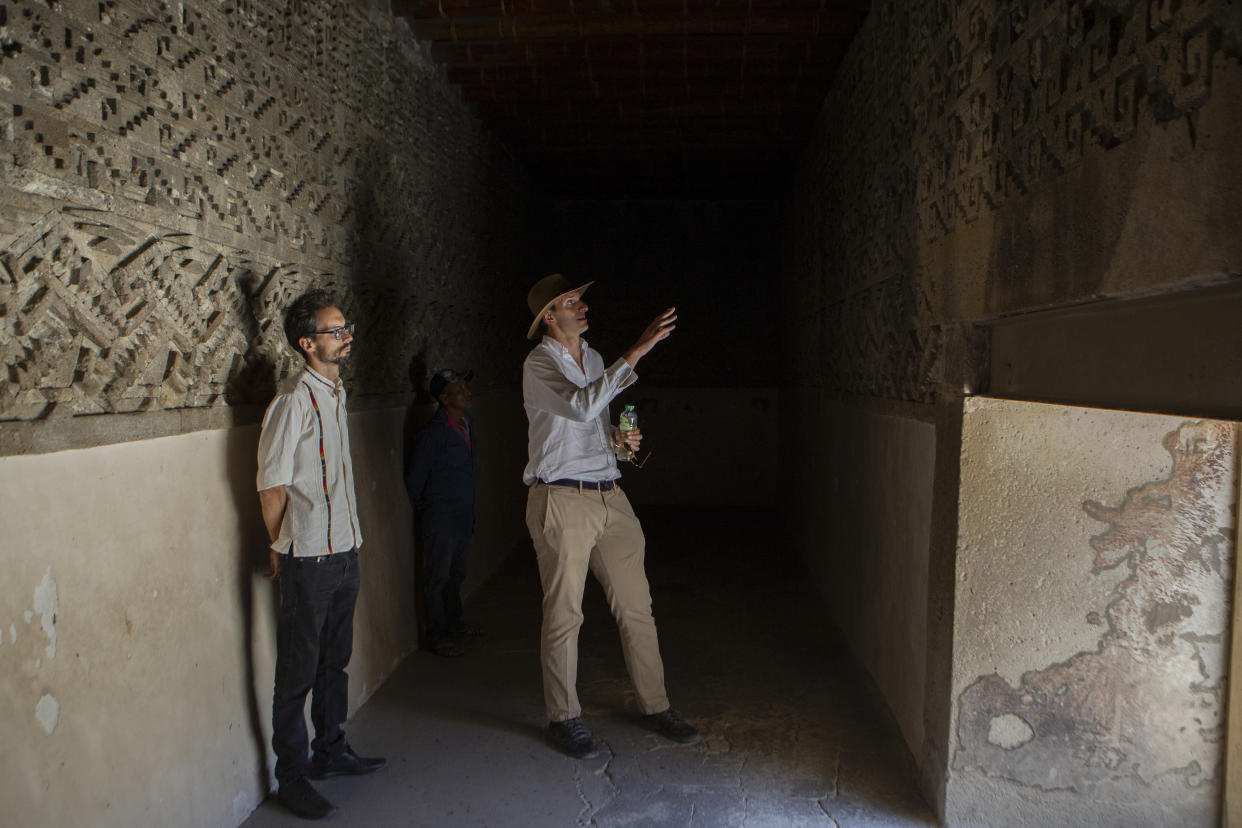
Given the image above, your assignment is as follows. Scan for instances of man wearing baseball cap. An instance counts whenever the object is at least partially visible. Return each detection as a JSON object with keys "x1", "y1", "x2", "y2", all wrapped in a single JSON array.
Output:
[
  {"x1": 521, "y1": 272, "x2": 698, "y2": 759},
  {"x1": 405, "y1": 368, "x2": 477, "y2": 657}
]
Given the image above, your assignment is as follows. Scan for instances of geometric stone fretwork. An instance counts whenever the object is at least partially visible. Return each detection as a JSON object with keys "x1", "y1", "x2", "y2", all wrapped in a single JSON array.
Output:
[
  {"x1": 787, "y1": 0, "x2": 1242, "y2": 403},
  {"x1": 0, "y1": 0, "x2": 530, "y2": 425},
  {"x1": 1, "y1": 209, "x2": 310, "y2": 419}
]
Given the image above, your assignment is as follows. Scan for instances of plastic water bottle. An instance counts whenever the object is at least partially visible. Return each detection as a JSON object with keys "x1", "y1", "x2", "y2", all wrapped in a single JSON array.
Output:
[{"x1": 616, "y1": 404, "x2": 637, "y2": 462}]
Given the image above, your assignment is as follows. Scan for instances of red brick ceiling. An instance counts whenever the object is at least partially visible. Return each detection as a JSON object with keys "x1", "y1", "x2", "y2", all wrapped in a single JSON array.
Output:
[{"x1": 396, "y1": 0, "x2": 868, "y2": 197}]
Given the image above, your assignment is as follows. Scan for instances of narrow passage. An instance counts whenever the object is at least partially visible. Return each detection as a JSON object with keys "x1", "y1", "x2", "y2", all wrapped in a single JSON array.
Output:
[{"x1": 244, "y1": 506, "x2": 934, "y2": 827}]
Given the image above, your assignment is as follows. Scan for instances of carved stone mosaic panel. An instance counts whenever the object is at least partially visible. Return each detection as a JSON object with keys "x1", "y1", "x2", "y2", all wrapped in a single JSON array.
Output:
[
  {"x1": 787, "y1": 0, "x2": 1242, "y2": 403},
  {"x1": 0, "y1": 0, "x2": 531, "y2": 427}
]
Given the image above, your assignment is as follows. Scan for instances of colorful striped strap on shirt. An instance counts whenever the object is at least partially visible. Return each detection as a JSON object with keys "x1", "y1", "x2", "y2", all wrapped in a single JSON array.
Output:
[{"x1": 303, "y1": 381, "x2": 333, "y2": 555}]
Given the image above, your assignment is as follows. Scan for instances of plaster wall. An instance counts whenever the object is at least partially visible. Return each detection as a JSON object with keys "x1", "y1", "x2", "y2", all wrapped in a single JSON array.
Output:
[
  {"x1": 785, "y1": 388, "x2": 936, "y2": 761},
  {"x1": 949, "y1": 396, "x2": 1235, "y2": 827},
  {"x1": 0, "y1": 397, "x2": 525, "y2": 828}
]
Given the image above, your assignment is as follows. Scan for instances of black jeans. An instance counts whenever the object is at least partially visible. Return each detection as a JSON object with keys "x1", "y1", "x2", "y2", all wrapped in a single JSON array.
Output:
[
  {"x1": 422, "y1": 533, "x2": 471, "y2": 646},
  {"x1": 272, "y1": 549, "x2": 360, "y2": 785}
]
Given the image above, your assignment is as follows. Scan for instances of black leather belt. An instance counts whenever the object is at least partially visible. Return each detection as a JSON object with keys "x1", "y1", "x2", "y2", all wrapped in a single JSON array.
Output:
[
  {"x1": 286, "y1": 548, "x2": 355, "y2": 564},
  {"x1": 544, "y1": 478, "x2": 617, "y2": 491}
]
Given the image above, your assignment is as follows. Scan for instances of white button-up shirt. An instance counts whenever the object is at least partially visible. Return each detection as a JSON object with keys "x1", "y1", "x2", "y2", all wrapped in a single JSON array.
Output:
[
  {"x1": 522, "y1": 336, "x2": 637, "y2": 485},
  {"x1": 257, "y1": 367, "x2": 362, "y2": 556}
]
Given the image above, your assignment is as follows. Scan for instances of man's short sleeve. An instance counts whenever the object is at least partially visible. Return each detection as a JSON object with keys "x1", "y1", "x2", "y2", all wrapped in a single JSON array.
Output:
[{"x1": 256, "y1": 392, "x2": 301, "y2": 491}]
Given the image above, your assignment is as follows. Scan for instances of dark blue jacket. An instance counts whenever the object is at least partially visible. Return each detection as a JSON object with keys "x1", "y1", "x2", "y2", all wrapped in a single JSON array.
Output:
[{"x1": 404, "y1": 408, "x2": 477, "y2": 537}]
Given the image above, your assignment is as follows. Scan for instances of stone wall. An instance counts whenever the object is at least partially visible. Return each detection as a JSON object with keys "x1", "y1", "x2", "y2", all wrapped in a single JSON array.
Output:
[
  {"x1": 788, "y1": 0, "x2": 1242, "y2": 404},
  {"x1": 0, "y1": 1, "x2": 535, "y2": 825},
  {"x1": 1, "y1": 0, "x2": 532, "y2": 442},
  {"x1": 785, "y1": 0, "x2": 1242, "y2": 820}
]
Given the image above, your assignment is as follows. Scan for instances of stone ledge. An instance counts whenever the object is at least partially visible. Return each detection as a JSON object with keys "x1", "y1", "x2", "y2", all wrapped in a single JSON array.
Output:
[{"x1": 0, "y1": 393, "x2": 416, "y2": 457}]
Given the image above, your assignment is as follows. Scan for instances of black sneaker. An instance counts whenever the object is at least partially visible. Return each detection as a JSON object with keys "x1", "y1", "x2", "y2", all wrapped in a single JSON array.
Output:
[
  {"x1": 306, "y1": 744, "x2": 388, "y2": 779},
  {"x1": 547, "y1": 717, "x2": 600, "y2": 759},
  {"x1": 277, "y1": 776, "x2": 336, "y2": 820},
  {"x1": 642, "y1": 708, "x2": 700, "y2": 744}
]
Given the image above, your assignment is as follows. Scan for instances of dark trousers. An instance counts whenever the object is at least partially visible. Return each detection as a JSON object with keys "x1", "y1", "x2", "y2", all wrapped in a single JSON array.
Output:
[
  {"x1": 422, "y1": 533, "x2": 471, "y2": 646},
  {"x1": 272, "y1": 549, "x2": 360, "y2": 785}
]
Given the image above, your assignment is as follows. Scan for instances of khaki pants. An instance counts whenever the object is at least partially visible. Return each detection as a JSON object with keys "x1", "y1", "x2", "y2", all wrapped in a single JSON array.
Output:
[{"x1": 526, "y1": 482, "x2": 669, "y2": 722}]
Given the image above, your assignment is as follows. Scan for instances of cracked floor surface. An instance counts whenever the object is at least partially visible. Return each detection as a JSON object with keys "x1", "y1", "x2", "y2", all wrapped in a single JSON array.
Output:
[{"x1": 243, "y1": 506, "x2": 936, "y2": 827}]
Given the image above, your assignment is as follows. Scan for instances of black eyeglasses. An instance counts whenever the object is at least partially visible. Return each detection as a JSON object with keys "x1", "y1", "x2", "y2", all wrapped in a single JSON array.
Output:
[{"x1": 314, "y1": 323, "x2": 355, "y2": 340}]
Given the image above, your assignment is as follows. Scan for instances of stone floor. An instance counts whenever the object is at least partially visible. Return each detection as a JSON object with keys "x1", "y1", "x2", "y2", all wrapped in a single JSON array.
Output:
[{"x1": 243, "y1": 507, "x2": 935, "y2": 827}]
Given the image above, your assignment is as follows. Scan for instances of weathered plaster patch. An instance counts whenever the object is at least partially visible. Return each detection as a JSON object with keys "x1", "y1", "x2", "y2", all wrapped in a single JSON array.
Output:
[
  {"x1": 232, "y1": 791, "x2": 254, "y2": 823},
  {"x1": 33, "y1": 566, "x2": 58, "y2": 660},
  {"x1": 35, "y1": 693, "x2": 59, "y2": 734},
  {"x1": 9, "y1": 623, "x2": 15, "y2": 643},
  {"x1": 955, "y1": 420, "x2": 1234, "y2": 795},
  {"x1": 23, "y1": 610, "x2": 32, "y2": 623},
  {"x1": 987, "y1": 714, "x2": 1035, "y2": 749}
]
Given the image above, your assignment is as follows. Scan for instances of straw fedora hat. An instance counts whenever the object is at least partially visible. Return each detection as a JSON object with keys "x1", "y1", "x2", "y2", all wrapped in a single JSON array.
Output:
[{"x1": 526, "y1": 273, "x2": 594, "y2": 339}]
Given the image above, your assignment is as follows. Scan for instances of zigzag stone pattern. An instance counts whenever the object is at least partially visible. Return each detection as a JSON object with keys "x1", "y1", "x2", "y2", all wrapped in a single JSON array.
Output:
[
  {"x1": 787, "y1": 0, "x2": 1241, "y2": 405},
  {"x1": 0, "y1": 0, "x2": 530, "y2": 427}
]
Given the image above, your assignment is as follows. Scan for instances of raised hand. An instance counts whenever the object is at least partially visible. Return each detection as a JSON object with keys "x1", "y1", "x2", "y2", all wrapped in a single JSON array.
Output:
[{"x1": 624, "y1": 307, "x2": 677, "y2": 367}]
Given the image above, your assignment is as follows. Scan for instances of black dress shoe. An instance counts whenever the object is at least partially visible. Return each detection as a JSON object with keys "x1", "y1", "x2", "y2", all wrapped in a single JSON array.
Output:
[
  {"x1": 306, "y1": 744, "x2": 388, "y2": 779},
  {"x1": 547, "y1": 717, "x2": 600, "y2": 759},
  {"x1": 277, "y1": 776, "x2": 337, "y2": 819},
  {"x1": 642, "y1": 708, "x2": 701, "y2": 744}
]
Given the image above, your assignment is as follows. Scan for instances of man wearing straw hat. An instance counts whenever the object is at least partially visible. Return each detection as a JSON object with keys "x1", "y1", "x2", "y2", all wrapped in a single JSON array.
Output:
[{"x1": 521, "y1": 272, "x2": 699, "y2": 759}]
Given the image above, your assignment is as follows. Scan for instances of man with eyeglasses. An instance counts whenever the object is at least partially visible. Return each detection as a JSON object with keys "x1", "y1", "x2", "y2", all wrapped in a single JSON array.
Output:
[{"x1": 256, "y1": 289, "x2": 385, "y2": 820}]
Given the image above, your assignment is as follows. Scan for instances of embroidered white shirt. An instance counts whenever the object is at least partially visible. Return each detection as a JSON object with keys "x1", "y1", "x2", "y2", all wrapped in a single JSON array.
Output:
[{"x1": 257, "y1": 366, "x2": 362, "y2": 556}]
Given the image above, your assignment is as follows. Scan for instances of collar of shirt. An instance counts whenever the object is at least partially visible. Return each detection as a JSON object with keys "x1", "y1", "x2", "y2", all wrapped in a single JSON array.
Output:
[
  {"x1": 304, "y1": 365, "x2": 344, "y2": 397},
  {"x1": 541, "y1": 335, "x2": 593, "y2": 372}
]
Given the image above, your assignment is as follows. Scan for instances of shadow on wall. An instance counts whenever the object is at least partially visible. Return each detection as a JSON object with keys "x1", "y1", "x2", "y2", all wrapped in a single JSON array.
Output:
[
  {"x1": 404, "y1": 349, "x2": 433, "y2": 650},
  {"x1": 225, "y1": 269, "x2": 278, "y2": 406},
  {"x1": 226, "y1": 423, "x2": 277, "y2": 797},
  {"x1": 226, "y1": 284, "x2": 281, "y2": 793}
]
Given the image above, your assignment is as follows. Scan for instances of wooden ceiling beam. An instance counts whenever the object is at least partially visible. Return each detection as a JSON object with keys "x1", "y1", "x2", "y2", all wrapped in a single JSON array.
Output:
[
  {"x1": 410, "y1": 11, "x2": 862, "y2": 41},
  {"x1": 445, "y1": 54, "x2": 840, "y2": 84},
  {"x1": 397, "y1": 0, "x2": 865, "y2": 21},
  {"x1": 395, "y1": 0, "x2": 867, "y2": 196},
  {"x1": 474, "y1": 99, "x2": 822, "y2": 121},
  {"x1": 457, "y1": 78, "x2": 827, "y2": 102},
  {"x1": 524, "y1": 149, "x2": 795, "y2": 172},
  {"x1": 486, "y1": 122, "x2": 810, "y2": 149},
  {"x1": 430, "y1": 35, "x2": 846, "y2": 66}
]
